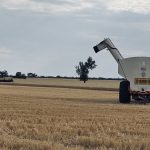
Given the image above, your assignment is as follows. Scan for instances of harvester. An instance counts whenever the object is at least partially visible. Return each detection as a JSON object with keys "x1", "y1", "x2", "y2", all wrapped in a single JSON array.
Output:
[{"x1": 93, "y1": 38, "x2": 150, "y2": 103}]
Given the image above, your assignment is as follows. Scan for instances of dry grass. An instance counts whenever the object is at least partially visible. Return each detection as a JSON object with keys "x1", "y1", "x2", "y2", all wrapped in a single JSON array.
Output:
[
  {"x1": 12, "y1": 78, "x2": 120, "y2": 89},
  {"x1": 0, "y1": 79, "x2": 150, "y2": 150}
]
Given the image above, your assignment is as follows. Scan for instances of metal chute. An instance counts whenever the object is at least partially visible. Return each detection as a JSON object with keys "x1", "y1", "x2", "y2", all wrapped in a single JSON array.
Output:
[{"x1": 93, "y1": 38, "x2": 123, "y2": 62}]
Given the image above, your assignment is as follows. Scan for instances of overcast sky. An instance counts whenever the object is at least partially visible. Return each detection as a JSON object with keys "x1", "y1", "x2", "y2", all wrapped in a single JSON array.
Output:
[{"x1": 0, "y1": 0, "x2": 150, "y2": 77}]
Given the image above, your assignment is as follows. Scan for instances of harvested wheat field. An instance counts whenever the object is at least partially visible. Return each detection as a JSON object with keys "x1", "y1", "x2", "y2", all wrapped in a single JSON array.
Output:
[
  {"x1": 0, "y1": 79, "x2": 150, "y2": 150},
  {"x1": 0, "y1": 78, "x2": 120, "y2": 90}
]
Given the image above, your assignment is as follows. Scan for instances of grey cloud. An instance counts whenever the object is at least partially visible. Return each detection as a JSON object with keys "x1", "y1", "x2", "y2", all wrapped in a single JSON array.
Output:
[
  {"x1": 107, "y1": 0, "x2": 150, "y2": 14},
  {"x1": 33, "y1": 0, "x2": 74, "y2": 5},
  {"x1": 0, "y1": 0, "x2": 95, "y2": 15},
  {"x1": 1, "y1": 0, "x2": 150, "y2": 15}
]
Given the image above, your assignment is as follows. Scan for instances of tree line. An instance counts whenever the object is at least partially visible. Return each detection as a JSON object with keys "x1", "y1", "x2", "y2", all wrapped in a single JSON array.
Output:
[
  {"x1": 0, "y1": 56, "x2": 123, "y2": 81},
  {"x1": 0, "y1": 71, "x2": 38, "y2": 79},
  {"x1": 0, "y1": 70, "x2": 123, "y2": 81}
]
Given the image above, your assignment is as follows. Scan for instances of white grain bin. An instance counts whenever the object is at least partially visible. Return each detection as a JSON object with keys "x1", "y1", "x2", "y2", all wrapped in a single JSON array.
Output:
[{"x1": 93, "y1": 38, "x2": 150, "y2": 103}]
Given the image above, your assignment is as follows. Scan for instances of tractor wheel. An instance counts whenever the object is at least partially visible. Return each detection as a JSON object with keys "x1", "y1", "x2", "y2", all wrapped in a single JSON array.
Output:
[{"x1": 119, "y1": 80, "x2": 131, "y2": 103}]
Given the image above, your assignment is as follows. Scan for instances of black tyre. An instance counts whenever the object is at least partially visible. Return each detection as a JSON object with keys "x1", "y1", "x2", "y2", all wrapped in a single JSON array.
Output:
[{"x1": 119, "y1": 80, "x2": 131, "y2": 103}]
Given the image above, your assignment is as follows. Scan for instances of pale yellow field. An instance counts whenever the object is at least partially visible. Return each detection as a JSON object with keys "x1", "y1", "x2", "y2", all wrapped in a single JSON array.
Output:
[
  {"x1": 12, "y1": 78, "x2": 120, "y2": 89},
  {"x1": 0, "y1": 79, "x2": 149, "y2": 150}
]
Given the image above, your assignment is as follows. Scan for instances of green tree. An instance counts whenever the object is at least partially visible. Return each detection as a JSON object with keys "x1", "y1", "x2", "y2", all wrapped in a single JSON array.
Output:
[
  {"x1": 16, "y1": 72, "x2": 22, "y2": 78},
  {"x1": 0, "y1": 70, "x2": 8, "y2": 77},
  {"x1": 75, "y1": 57, "x2": 97, "y2": 83},
  {"x1": 16, "y1": 72, "x2": 26, "y2": 79},
  {"x1": 27, "y1": 73, "x2": 37, "y2": 78}
]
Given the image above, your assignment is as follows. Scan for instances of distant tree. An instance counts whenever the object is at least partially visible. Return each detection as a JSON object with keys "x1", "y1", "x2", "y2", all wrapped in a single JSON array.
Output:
[
  {"x1": 27, "y1": 73, "x2": 37, "y2": 78},
  {"x1": 0, "y1": 70, "x2": 8, "y2": 77},
  {"x1": 15, "y1": 72, "x2": 26, "y2": 79},
  {"x1": 56, "y1": 75, "x2": 61, "y2": 78},
  {"x1": 16, "y1": 72, "x2": 22, "y2": 78},
  {"x1": 21, "y1": 74, "x2": 26, "y2": 79},
  {"x1": 75, "y1": 57, "x2": 97, "y2": 83}
]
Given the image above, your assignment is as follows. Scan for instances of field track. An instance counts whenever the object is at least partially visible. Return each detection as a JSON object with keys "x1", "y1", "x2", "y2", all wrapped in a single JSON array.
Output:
[{"x1": 0, "y1": 82, "x2": 118, "y2": 91}]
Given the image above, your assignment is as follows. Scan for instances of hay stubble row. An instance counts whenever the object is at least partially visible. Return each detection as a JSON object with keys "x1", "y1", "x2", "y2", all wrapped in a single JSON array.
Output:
[{"x1": 0, "y1": 79, "x2": 149, "y2": 150}]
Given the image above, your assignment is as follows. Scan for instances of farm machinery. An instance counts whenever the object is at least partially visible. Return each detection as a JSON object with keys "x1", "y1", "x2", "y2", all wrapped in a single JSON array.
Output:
[{"x1": 93, "y1": 38, "x2": 150, "y2": 103}]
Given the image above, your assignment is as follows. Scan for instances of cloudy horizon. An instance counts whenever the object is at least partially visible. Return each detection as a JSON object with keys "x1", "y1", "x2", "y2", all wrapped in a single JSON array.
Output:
[{"x1": 0, "y1": 0, "x2": 150, "y2": 77}]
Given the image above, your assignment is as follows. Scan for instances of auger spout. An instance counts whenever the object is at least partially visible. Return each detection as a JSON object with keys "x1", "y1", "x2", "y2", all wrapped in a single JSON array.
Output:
[{"x1": 93, "y1": 38, "x2": 124, "y2": 63}]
